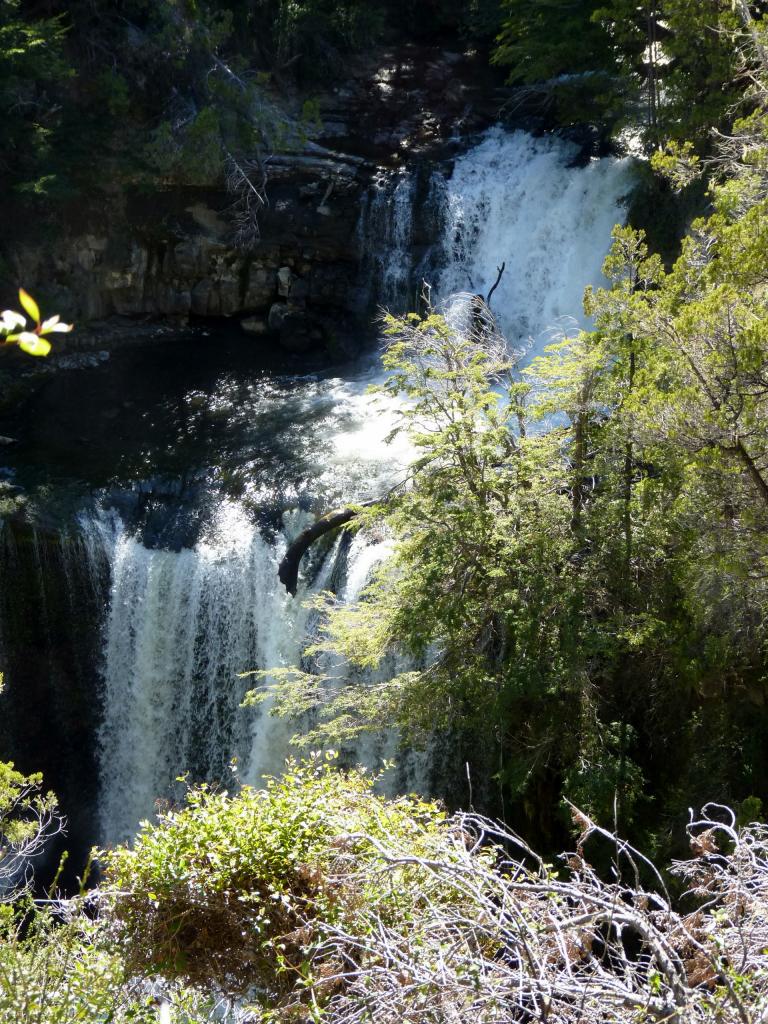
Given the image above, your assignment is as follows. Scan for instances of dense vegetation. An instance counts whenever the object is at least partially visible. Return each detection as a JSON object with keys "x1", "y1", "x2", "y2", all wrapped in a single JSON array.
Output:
[
  {"x1": 4, "y1": 0, "x2": 768, "y2": 1020},
  {"x1": 494, "y1": 0, "x2": 750, "y2": 144},
  {"x1": 0, "y1": 0, "x2": 502, "y2": 208},
  {"x1": 246, "y1": 6, "x2": 768, "y2": 855},
  {"x1": 0, "y1": 0, "x2": 756, "y2": 211}
]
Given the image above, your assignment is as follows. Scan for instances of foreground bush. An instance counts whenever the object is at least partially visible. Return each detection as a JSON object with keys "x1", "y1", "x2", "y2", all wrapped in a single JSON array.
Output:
[
  {"x1": 0, "y1": 761, "x2": 61, "y2": 899},
  {"x1": 5, "y1": 760, "x2": 765, "y2": 1022},
  {"x1": 0, "y1": 905, "x2": 151, "y2": 1023},
  {"x1": 101, "y1": 754, "x2": 464, "y2": 1005},
  {"x1": 0, "y1": 899, "x2": 253, "y2": 1023},
  {"x1": 99, "y1": 761, "x2": 768, "y2": 1023}
]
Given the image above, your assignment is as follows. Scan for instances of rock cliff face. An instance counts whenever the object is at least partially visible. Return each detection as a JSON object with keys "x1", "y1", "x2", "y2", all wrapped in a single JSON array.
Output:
[
  {"x1": 12, "y1": 149, "x2": 369, "y2": 355},
  {"x1": 6, "y1": 45, "x2": 505, "y2": 356}
]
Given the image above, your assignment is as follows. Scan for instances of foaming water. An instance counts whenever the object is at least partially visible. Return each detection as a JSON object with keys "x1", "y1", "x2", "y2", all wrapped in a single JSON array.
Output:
[
  {"x1": 310, "y1": 367, "x2": 413, "y2": 501},
  {"x1": 435, "y1": 128, "x2": 632, "y2": 356}
]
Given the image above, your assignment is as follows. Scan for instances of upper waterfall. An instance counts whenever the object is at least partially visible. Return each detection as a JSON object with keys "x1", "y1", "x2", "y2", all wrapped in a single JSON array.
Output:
[
  {"x1": 360, "y1": 169, "x2": 418, "y2": 311},
  {"x1": 433, "y1": 128, "x2": 632, "y2": 355}
]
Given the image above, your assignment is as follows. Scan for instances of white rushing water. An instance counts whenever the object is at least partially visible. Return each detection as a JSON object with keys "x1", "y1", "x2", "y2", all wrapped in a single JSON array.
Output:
[
  {"x1": 89, "y1": 370, "x2": 411, "y2": 846},
  {"x1": 93, "y1": 128, "x2": 633, "y2": 845},
  {"x1": 435, "y1": 127, "x2": 632, "y2": 356},
  {"x1": 89, "y1": 504, "x2": 346, "y2": 844}
]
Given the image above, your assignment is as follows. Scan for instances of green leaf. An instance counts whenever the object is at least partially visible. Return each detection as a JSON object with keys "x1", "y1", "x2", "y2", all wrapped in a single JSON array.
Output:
[
  {"x1": 17, "y1": 332, "x2": 51, "y2": 357},
  {"x1": 18, "y1": 289, "x2": 40, "y2": 325}
]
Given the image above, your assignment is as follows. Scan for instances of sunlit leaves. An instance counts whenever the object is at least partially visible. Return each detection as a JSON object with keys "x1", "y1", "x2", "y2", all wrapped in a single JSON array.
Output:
[
  {"x1": 17, "y1": 288, "x2": 39, "y2": 324},
  {"x1": 0, "y1": 289, "x2": 72, "y2": 356},
  {"x1": 15, "y1": 332, "x2": 51, "y2": 357}
]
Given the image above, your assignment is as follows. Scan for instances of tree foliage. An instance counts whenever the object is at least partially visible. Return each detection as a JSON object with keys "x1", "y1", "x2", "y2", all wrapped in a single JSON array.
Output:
[
  {"x1": 252, "y1": 37, "x2": 768, "y2": 845},
  {"x1": 494, "y1": 0, "x2": 749, "y2": 147},
  {"x1": 0, "y1": 0, "x2": 506, "y2": 216},
  {"x1": 0, "y1": 761, "x2": 60, "y2": 897},
  {"x1": 0, "y1": 0, "x2": 72, "y2": 196}
]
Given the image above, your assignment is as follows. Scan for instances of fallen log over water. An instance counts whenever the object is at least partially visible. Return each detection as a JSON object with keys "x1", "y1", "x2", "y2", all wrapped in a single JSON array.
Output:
[{"x1": 278, "y1": 500, "x2": 377, "y2": 596}]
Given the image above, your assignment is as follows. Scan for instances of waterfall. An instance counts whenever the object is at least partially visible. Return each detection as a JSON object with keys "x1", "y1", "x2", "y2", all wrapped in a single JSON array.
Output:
[
  {"x1": 75, "y1": 127, "x2": 633, "y2": 845},
  {"x1": 89, "y1": 503, "x2": 404, "y2": 846},
  {"x1": 359, "y1": 169, "x2": 418, "y2": 311},
  {"x1": 433, "y1": 127, "x2": 632, "y2": 356},
  {"x1": 86, "y1": 360, "x2": 414, "y2": 846}
]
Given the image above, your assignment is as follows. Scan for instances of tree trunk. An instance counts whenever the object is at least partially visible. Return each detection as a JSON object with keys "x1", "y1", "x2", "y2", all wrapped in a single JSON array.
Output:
[
  {"x1": 728, "y1": 437, "x2": 768, "y2": 507},
  {"x1": 646, "y1": 5, "x2": 658, "y2": 135}
]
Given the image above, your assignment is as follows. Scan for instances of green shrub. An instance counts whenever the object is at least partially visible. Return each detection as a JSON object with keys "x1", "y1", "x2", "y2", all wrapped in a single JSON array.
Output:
[
  {"x1": 101, "y1": 754, "x2": 461, "y2": 1003},
  {"x1": 0, "y1": 900, "x2": 236, "y2": 1023},
  {"x1": 0, "y1": 904, "x2": 148, "y2": 1024}
]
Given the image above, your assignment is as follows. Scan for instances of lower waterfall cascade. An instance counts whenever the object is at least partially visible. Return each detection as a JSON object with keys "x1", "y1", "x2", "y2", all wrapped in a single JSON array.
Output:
[
  {"x1": 3, "y1": 128, "x2": 635, "y2": 848},
  {"x1": 88, "y1": 505, "x2": 407, "y2": 846}
]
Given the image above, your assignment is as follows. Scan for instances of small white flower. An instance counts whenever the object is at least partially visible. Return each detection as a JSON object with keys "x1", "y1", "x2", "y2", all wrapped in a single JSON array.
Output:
[
  {"x1": 0, "y1": 310, "x2": 26, "y2": 332},
  {"x1": 40, "y1": 315, "x2": 73, "y2": 333}
]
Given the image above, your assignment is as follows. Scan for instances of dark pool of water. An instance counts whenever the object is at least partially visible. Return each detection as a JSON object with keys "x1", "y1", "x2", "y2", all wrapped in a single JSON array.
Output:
[{"x1": 0, "y1": 326, "x2": 392, "y2": 536}]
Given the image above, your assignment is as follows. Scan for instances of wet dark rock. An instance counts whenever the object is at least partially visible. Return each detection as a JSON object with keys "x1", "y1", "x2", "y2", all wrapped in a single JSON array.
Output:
[
  {"x1": 277, "y1": 266, "x2": 294, "y2": 297},
  {"x1": 279, "y1": 312, "x2": 316, "y2": 353},
  {"x1": 268, "y1": 302, "x2": 289, "y2": 332},
  {"x1": 244, "y1": 265, "x2": 277, "y2": 308},
  {"x1": 289, "y1": 277, "x2": 310, "y2": 303},
  {"x1": 559, "y1": 123, "x2": 610, "y2": 165}
]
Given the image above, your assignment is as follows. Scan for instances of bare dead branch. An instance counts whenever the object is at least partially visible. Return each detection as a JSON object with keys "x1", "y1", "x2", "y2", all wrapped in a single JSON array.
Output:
[
  {"x1": 485, "y1": 262, "x2": 506, "y2": 307},
  {"x1": 299, "y1": 807, "x2": 768, "y2": 1024}
]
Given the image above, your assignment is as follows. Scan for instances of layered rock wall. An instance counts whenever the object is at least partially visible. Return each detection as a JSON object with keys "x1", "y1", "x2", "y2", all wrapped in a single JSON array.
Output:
[
  {"x1": 5, "y1": 44, "x2": 509, "y2": 355},
  {"x1": 18, "y1": 154, "x2": 367, "y2": 355}
]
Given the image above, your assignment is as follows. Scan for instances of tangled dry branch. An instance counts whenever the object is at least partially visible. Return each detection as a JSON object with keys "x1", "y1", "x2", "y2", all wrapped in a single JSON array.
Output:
[
  {"x1": 225, "y1": 152, "x2": 269, "y2": 249},
  {"x1": 0, "y1": 782, "x2": 64, "y2": 899},
  {"x1": 304, "y1": 806, "x2": 768, "y2": 1024}
]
